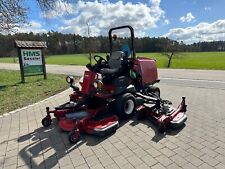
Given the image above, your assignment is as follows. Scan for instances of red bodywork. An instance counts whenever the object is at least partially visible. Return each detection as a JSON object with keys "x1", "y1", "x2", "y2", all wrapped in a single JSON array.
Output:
[
  {"x1": 69, "y1": 71, "x2": 97, "y2": 101},
  {"x1": 69, "y1": 70, "x2": 116, "y2": 101},
  {"x1": 45, "y1": 70, "x2": 119, "y2": 136},
  {"x1": 137, "y1": 97, "x2": 187, "y2": 130},
  {"x1": 80, "y1": 71, "x2": 97, "y2": 95},
  {"x1": 59, "y1": 115, "x2": 118, "y2": 133},
  {"x1": 46, "y1": 103, "x2": 118, "y2": 135},
  {"x1": 133, "y1": 57, "x2": 158, "y2": 86}
]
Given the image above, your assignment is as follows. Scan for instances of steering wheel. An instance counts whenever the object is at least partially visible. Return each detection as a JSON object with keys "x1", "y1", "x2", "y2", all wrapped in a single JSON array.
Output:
[{"x1": 94, "y1": 55, "x2": 107, "y2": 64}]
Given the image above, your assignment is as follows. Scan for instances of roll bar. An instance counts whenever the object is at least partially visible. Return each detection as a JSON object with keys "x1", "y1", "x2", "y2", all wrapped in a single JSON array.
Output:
[{"x1": 108, "y1": 25, "x2": 136, "y2": 59}]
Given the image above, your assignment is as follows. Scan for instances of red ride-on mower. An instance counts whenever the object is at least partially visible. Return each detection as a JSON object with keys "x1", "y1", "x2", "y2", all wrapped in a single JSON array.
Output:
[{"x1": 41, "y1": 25, "x2": 187, "y2": 143}]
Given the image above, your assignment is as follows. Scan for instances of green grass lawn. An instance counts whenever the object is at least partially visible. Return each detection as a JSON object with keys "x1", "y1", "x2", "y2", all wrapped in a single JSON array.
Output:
[
  {"x1": 1, "y1": 52, "x2": 225, "y2": 70},
  {"x1": 0, "y1": 70, "x2": 70, "y2": 114}
]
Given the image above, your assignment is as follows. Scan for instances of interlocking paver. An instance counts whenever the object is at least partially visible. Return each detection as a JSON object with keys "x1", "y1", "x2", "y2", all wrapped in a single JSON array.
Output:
[
  {"x1": 182, "y1": 162, "x2": 198, "y2": 169},
  {"x1": 71, "y1": 156, "x2": 86, "y2": 167},
  {"x1": 151, "y1": 163, "x2": 166, "y2": 169},
  {"x1": 98, "y1": 155, "x2": 114, "y2": 167},
  {"x1": 215, "y1": 147, "x2": 225, "y2": 156},
  {"x1": 159, "y1": 147, "x2": 176, "y2": 157},
  {"x1": 3, "y1": 164, "x2": 17, "y2": 169},
  {"x1": 142, "y1": 154, "x2": 158, "y2": 167},
  {"x1": 80, "y1": 148, "x2": 95, "y2": 158},
  {"x1": 58, "y1": 155, "x2": 72, "y2": 167},
  {"x1": 119, "y1": 147, "x2": 133, "y2": 158},
  {"x1": 0, "y1": 76, "x2": 225, "y2": 169},
  {"x1": 214, "y1": 154, "x2": 225, "y2": 165},
  {"x1": 167, "y1": 163, "x2": 180, "y2": 169},
  {"x1": 201, "y1": 147, "x2": 218, "y2": 158},
  {"x1": 136, "y1": 163, "x2": 150, "y2": 169},
  {"x1": 85, "y1": 155, "x2": 100, "y2": 167},
  {"x1": 145, "y1": 147, "x2": 161, "y2": 157},
  {"x1": 74, "y1": 163, "x2": 89, "y2": 169},
  {"x1": 186, "y1": 147, "x2": 204, "y2": 158},
  {"x1": 173, "y1": 147, "x2": 190, "y2": 158},
  {"x1": 215, "y1": 163, "x2": 225, "y2": 169},
  {"x1": 186, "y1": 154, "x2": 204, "y2": 167},
  {"x1": 113, "y1": 155, "x2": 128, "y2": 167},
  {"x1": 198, "y1": 163, "x2": 214, "y2": 169},
  {"x1": 133, "y1": 147, "x2": 148, "y2": 158},
  {"x1": 106, "y1": 148, "x2": 121, "y2": 158},
  {"x1": 170, "y1": 154, "x2": 188, "y2": 167},
  {"x1": 3, "y1": 156, "x2": 17, "y2": 167},
  {"x1": 90, "y1": 163, "x2": 104, "y2": 169},
  {"x1": 104, "y1": 163, "x2": 120, "y2": 169},
  {"x1": 126, "y1": 155, "x2": 143, "y2": 167},
  {"x1": 156, "y1": 154, "x2": 173, "y2": 167},
  {"x1": 200, "y1": 154, "x2": 219, "y2": 167},
  {"x1": 189, "y1": 141, "x2": 205, "y2": 150},
  {"x1": 120, "y1": 163, "x2": 135, "y2": 169}
]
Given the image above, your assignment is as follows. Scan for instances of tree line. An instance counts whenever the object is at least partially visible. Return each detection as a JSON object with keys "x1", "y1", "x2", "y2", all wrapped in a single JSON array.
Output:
[{"x1": 1, "y1": 31, "x2": 225, "y2": 57}]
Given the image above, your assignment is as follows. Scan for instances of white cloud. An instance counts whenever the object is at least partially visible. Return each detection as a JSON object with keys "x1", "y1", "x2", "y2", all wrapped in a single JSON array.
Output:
[
  {"x1": 43, "y1": 0, "x2": 74, "y2": 18},
  {"x1": 164, "y1": 19, "x2": 170, "y2": 25},
  {"x1": 163, "y1": 19, "x2": 225, "y2": 44},
  {"x1": 150, "y1": 0, "x2": 161, "y2": 7},
  {"x1": 15, "y1": 21, "x2": 47, "y2": 34},
  {"x1": 180, "y1": 12, "x2": 195, "y2": 23},
  {"x1": 204, "y1": 7, "x2": 211, "y2": 11},
  {"x1": 55, "y1": 0, "x2": 165, "y2": 37}
]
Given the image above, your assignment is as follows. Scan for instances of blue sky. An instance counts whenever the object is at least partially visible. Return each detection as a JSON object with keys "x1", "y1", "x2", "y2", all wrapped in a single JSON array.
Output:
[{"x1": 20, "y1": 0, "x2": 225, "y2": 44}]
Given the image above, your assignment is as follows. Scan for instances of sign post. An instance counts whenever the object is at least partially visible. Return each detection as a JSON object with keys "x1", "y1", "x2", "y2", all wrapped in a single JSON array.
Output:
[{"x1": 15, "y1": 41, "x2": 47, "y2": 82}]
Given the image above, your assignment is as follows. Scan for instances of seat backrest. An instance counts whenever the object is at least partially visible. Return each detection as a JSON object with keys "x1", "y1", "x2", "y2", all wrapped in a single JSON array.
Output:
[{"x1": 109, "y1": 51, "x2": 124, "y2": 69}]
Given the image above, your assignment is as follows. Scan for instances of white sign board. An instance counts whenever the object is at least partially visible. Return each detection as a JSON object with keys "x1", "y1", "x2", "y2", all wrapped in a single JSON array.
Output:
[{"x1": 20, "y1": 49, "x2": 43, "y2": 74}]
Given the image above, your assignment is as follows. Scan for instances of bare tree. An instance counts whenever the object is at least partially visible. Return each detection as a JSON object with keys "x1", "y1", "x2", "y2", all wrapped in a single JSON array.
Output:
[
  {"x1": 0, "y1": 0, "x2": 70, "y2": 33},
  {"x1": 162, "y1": 41, "x2": 180, "y2": 68},
  {"x1": 36, "y1": 0, "x2": 56, "y2": 11},
  {"x1": 162, "y1": 41, "x2": 186, "y2": 68},
  {"x1": 0, "y1": 0, "x2": 27, "y2": 33}
]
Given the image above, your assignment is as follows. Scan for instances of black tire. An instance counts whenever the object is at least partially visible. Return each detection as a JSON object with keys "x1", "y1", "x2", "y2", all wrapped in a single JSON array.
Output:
[
  {"x1": 68, "y1": 130, "x2": 80, "y2": 144},
  {"x1": 41, "y1": 117, "x2": 52, "y2": 127},
  {"x1": 146, "y1": 86, "x2": 160, "y2": 98},
  {"x1": 114, "y1": 93, "x2": 136, "y2": 120}
]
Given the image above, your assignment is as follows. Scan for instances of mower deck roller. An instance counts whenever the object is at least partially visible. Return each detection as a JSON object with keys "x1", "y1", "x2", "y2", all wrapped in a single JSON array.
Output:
[{"x1": 41, "y1": 25, "x2": 187, "y2": 143}]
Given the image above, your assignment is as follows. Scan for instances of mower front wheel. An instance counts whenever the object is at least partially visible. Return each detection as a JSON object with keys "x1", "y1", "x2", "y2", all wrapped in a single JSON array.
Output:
[
  {"x1": 146, "y1": 86, "x2": 160, "y2": 98},
  {"x1": 68, "y1": 130, "x2": 80, "y2": 144},
  {"x1": 114, "y1": 93, "x2": 136, "y2": 120},
  {"x1": 41, "y1": 117, "x2": 52, "y2": 127}
]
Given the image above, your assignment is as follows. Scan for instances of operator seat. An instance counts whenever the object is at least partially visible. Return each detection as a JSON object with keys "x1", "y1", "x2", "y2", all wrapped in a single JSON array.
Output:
[{"x1": 100, "y1": 51, "x2": 124, "y2": 75}]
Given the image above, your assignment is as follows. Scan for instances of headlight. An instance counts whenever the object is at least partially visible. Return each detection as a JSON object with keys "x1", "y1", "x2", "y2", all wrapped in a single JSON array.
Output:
[
  {"x1": 93, "y1": 81, "x2": 98, "y2": 88},
  {"x1": 93, "y1": 80, "x2": 103, "y2": 91},
  {"x1": 66, "y1": 75, "x2": 74, "y2": 84}
]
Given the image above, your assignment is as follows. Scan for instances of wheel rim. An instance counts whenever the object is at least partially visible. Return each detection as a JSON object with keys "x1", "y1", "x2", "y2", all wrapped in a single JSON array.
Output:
[
  {"x1": 71, "y1": 135, "x2": 78, "y2": 142},
  {"x1": 154, "y1": 91, "x2": 160, "y2": 97},
  {"x1": 44, "y1": 120, "x2": 49, "y2": 126},
  {"x1": 124, "y1": 99, "x2": 134, "y2": 115},
  {"x1": 43, "y1": 118, "x2": 51, "y2": 126},
  {"x1": 70, "y1": 131, "x2": 79, "y2": 142}
]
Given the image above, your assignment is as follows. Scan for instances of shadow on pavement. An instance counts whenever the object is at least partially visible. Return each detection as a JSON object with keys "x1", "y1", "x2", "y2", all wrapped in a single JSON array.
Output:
[
  {"x1": 17, "y1": 118, "x2": 113, "y2": 169},
  {"x1": 129, "y1": 117, "x2": 185, "y2": 143},
  {"x1": 17, "y1": 116, "x2": 185, "y2": 168}
]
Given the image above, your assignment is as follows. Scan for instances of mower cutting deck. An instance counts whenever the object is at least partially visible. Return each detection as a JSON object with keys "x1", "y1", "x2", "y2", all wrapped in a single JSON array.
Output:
[{"x1": 41, "y1": 25, "x2": 187, "y2": 143}]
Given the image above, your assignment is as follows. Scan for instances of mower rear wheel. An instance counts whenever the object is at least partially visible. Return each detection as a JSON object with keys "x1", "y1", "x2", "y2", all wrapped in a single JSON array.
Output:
[
  {"x1": 68, "y1": 130, "x2": 80, "y2": 144},
  {"x1": 41, "y1": 117, "x2": 52, "y2": 127},
  {"x1": 146, "y1": 86, "x2": 160, "y2": 98},
  {"x1": 114, "y1": 93, "x2": 136, "y2": 119}
]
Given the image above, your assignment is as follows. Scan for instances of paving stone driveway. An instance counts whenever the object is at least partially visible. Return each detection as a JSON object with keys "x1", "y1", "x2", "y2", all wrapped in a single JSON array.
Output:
[{"x1": 1, "y1": 83, "x2": 225, "y2": 169}]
